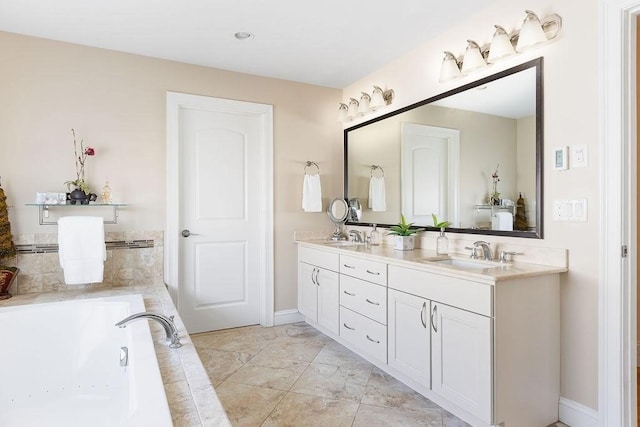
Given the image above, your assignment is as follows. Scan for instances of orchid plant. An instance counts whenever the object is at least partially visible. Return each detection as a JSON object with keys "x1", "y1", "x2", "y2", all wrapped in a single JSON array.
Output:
[{"x1": 65, "y1": 129, "x2": 95, "y2": 194}]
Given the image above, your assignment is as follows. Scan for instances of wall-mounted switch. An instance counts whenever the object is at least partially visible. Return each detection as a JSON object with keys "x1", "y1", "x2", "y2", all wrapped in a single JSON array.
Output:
[
  {"x1": 571, "y1": 145, "x2": 588, "y2": 168},
  {"x1": 553, "y1": 199, "x2": 587, "y2": 221}
]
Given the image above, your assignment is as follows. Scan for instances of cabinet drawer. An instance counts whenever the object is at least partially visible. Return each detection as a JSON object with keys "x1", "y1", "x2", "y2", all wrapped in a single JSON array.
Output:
[
  {"x1": 340, "y1": 254, "x2": 387, "y2": 285},
  {"x1": 298, "y1": 246, "x2": 339, "y2": 272},
  {"x1": 340, "y1": 306, "x2": 387, "y2": 363},
  {"x1": 388, "y1": 265, "x2": 492, "y2": 317},
  {"x1": 340, "y1": 275, "x2": 387, "y2": 325}
]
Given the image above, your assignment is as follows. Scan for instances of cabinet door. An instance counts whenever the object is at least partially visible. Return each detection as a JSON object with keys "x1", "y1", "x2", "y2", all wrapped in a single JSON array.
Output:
[
  {"x1": 298, "y1": 262, "x2": 318, "y2": 321},
  {"x1": 388, "y1": 289, "x2": 430, "y2": 387},
  {"x1": 432, "y1": 303, "x2": 492, "y2": 424},
  {"x1": 317, "y1": 269, "x2": 339, "y2": 335}
]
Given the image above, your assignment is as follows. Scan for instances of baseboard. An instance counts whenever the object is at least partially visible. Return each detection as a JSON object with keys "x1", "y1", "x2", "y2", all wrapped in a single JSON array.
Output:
[
  {"x1": 558, "y1": 397, "x2": 598, "y2": 427},
  {"x1": 274, "y1": 309, "x2": 304, "y2": 326}
]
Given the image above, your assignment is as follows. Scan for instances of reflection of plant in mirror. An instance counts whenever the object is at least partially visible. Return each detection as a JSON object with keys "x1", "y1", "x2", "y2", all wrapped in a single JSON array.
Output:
[
  {"x1": 490, "y1": 164, "x2": 500, "y2": 204},
  {"x1": 389, "y1": 214, "x2": 420, "y2": 236},
  {"x1": 431, "y1": 214, "x2": 451, "y2": 229}
]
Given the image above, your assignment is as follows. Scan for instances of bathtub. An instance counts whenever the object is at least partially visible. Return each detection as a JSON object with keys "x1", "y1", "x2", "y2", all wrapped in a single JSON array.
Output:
[{"x1": 0, "y1": 295, "x2": 173, "y2": 426}]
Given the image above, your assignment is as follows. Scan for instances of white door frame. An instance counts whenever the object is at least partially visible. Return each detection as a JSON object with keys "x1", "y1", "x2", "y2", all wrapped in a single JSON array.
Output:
[
  {"x1": 165, "y1": 92, "x2": 274, "y2": 327},
  {"x1": 600, "y1": 1, "x2": 639, "y2": 425}
]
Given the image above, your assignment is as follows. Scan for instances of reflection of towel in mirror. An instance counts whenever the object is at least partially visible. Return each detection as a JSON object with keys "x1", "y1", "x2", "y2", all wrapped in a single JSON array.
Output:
[
  {"x1": 58, "y1": 216, "x2": 107, "y2": 285},
  {"x1": 492, "y1": 211, "x2": 513, "y2": 231},
  {"x1": 302, "y1": 174, "x2": 322, "y2": 212},
  {"x1": 368, "y1": 176, "x2": 386, "y2": 212}
]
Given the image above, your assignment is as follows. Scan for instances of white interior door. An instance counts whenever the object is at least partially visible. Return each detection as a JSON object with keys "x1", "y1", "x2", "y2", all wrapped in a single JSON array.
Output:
[
  {"x1": 166, "y1": 93, "x2": 273, "y2": 334},
  {"x1": 401, "y1": 123, "x2": 460, "y2": 226}
]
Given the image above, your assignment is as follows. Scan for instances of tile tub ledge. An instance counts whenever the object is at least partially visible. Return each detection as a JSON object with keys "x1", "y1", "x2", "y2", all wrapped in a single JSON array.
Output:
[{"x1": 0, "y1": 282, "x2": 231, "y2": 427}]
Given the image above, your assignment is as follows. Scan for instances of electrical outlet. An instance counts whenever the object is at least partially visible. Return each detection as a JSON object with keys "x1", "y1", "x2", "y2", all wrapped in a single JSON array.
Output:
[{"x1": 571, "y1": 145, "x2": 588, "y2": 168}]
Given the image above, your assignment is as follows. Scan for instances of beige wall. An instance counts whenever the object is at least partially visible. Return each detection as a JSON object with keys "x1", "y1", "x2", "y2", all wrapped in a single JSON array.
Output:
[
  {"x1": 0, "y1": 31, "x2": 343, "y2": 312},
  {"x1": 344, "y1": 0, "x2": 599, "y2": 411},
  {"x1": 516, "y1": 115, "x2": 537, "y2": 224}
]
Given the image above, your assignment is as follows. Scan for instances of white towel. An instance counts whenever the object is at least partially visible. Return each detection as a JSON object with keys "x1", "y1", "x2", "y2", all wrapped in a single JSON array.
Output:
[
  {"x1": 58, "y1": 216, "x2": 107, "y2": 285},
  {"x1": 492, "y1": 211, "x2": 514, "y2": 231},
  {"x1": 302, "y1": 174, "x2": 322, "y2": 212},
  {"x1": 368, "y1": 176, "x2": 386, "y2": 212}
]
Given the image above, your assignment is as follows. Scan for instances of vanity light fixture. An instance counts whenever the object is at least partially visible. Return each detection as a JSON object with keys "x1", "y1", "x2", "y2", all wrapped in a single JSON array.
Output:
[
  {"x1": 487, "y1": 25, "x2": 516, "y2": 63},
  {"x1": 358, "y1": 92, "x2": 371, "y2": 115},
  {"x1": 337, "y1": 103, "x2": 349, "y2": 122},
  {"x1": 438, "y1": 51, "x2": 462, "y2": 83},
  {"x1": 439, "y1": 9, "x2": 562, "y2": 83},
  {"x1": 515, "y1": 10, "x2": 549, "y2": 52},
  {"x1": 338, "y1": 86, "x2": 395, "y2": 122},
  {"x1": 460, "y1": 40, "x2": 487, "y2": 74},
  {"x1": 346, "y1": 98, "x2": 360, "y2": 120}
]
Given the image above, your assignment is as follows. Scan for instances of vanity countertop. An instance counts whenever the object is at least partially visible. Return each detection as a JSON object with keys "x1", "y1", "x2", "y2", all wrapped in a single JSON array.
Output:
[{"x1": 296, "y1": 239, "x2": 568, "y2": 283}]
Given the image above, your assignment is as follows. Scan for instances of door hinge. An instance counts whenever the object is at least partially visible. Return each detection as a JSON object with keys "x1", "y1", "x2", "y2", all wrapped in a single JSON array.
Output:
[{"x1": 622, "y1": 245, "x2": 628, "y2": 258}]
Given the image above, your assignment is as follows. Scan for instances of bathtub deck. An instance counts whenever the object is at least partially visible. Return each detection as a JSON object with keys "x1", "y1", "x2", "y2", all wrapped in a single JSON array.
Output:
[{"x1": 0, "y1": 282, "x2": 230, "y2": 427}]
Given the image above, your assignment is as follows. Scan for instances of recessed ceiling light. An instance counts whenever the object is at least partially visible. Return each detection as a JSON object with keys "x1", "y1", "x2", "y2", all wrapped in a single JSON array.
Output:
[{"x1": 234, "y1": 32, "x2": 254, "y2": 40}]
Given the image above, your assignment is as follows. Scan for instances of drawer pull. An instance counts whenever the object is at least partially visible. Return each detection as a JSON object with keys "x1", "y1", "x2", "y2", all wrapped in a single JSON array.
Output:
[
  {"x1": 366, "y1": 335, "x2": 380, "y2": 344},
  {"x1": 365, "y1": 298, "x2": 380, "y2": 306},
  {"x1": 366, "y1": 269, "x2": 380, "y2": 275},
  {"x1": 343, "y1": 264, "x2": 356, "y2": 269},
  {"x1": 343, "y1": 323, "x2": 356, "y2": 331},
  {"x1": 343, "y1": 290, "x2": 356, "y2": 296},
  {"x1": 431, "y1": 305, "x2": 438, "y2": 333}
]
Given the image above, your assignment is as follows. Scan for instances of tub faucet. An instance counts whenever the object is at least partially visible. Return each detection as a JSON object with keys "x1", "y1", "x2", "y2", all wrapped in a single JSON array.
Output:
[
  {"x1": 349, "y1": 230, "x2": 364, "y2": 243},
  {"x1": 473, "y1": 240, "x2": 493, "y2": 261},
  {"x1": 115, "y1": 312, "x2": 183, "y2": 348}
]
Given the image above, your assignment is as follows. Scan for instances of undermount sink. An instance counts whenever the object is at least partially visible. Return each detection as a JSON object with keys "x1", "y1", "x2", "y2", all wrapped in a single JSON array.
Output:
[
  {"x1": 423, "y1": 257, "x2": 505, "y2": 270},
  {"x1": 323, "y1": 241, "x2": 365, "y2": 247}
]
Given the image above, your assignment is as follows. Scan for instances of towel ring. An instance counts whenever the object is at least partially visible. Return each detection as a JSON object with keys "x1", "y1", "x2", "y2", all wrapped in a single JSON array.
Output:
[
  {"x1": 304, "y1": 161, "x2": 320, "y2": 175},
  {"x1": 370, "y1": 165, "x2": 385, "y2": 177}
]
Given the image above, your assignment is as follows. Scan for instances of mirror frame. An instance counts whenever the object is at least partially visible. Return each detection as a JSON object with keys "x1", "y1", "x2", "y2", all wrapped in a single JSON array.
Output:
[
  {"x1": 344, "y1": 57, "x2": 543, "y2": 238},
  {"x1": 327, "y1": 197, "x2": 349, "y2": 224}
]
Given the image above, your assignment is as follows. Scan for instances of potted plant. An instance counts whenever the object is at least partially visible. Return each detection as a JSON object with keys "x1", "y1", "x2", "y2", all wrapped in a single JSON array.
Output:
[
  {"x1": 64, "y1": 128, "x2": 96, "y2": 205},
  {"x1": 432, "y1": 214, "x2": 452, "y2": 255},
  {"x1": 0, "y1": 181, "x2": 18, "y2": 299},
  {"x1": 389, "y1": 214, "x2": 421, "y2": 250}
]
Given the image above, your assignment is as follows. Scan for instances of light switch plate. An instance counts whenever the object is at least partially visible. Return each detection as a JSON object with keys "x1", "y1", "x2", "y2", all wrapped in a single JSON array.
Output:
[
  {"x1": 571, "y1": 145, "x2": 588, "y2": 168},
  {"x1": 554, "y1": 147, "x2": 568, "y2": 170}
]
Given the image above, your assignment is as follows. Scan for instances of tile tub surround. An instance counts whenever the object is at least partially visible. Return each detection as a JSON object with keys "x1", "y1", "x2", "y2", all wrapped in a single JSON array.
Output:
[
  {"x1": 0, "y1": 282, "x2": 230, "y2": 427},
  {"x1": 3, "y1": 231, "x2": 164, "y2": 295}
]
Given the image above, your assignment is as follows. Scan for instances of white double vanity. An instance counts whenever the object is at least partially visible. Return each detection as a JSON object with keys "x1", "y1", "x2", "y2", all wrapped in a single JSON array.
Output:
[{"x1": 296, "y1": 239, "x2": 566, "y2": 427}]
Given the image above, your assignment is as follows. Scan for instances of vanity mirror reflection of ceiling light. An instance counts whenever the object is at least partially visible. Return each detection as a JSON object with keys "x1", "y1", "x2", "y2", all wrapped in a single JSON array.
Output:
[
  {"x1": 338, "y1": 86, "x2": 395, "y2": 122},
  {"x1": 439, "y1": 9, "x2": 562, "y2": 83}
]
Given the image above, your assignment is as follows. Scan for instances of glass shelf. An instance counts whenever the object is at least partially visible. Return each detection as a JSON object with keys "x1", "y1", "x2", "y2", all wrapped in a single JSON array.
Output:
[{"x1": 26, "y1": 203, "x2": 128, "y2": 225}]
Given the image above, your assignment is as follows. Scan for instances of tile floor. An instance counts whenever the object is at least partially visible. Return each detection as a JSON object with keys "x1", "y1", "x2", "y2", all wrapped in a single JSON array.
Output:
[{"x1": 192, "y1": 322, "x2": 472, "y2": 426}]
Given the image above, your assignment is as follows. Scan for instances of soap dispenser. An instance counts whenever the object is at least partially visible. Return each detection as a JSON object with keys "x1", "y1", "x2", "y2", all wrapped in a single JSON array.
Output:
[{"x1": 370, "y1": 224, "x2": 380, "y2": 246}]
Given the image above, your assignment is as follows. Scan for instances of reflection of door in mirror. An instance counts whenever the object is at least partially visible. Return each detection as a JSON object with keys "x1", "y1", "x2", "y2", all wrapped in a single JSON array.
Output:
[{"x1": 401, "y1": 123, "x2": 460, "y2": 227}]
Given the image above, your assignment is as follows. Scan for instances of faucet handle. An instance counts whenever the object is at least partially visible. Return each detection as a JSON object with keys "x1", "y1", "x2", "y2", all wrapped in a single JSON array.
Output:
[
  {"x1": 464, "y1": 246, "x2": 479, "y2": 259},
  {"x1": 498, "y1": 250, "x2": 523, "y2": 263}
]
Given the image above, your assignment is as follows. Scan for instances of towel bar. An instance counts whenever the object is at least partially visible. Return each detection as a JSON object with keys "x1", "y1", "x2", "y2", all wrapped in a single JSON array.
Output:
[{"x1": 26, "y1": 203, "x2": 127, "y2": 225}]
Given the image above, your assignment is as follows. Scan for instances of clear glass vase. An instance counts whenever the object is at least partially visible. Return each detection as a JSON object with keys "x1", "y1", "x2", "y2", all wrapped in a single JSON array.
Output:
[{"x1": 436, "y1": 228, "x2": 449, "y2": 255}]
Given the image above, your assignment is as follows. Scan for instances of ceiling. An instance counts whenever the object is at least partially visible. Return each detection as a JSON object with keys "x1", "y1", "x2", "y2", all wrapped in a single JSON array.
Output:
[{"x1": 0, "y1": 0, "x2": 494, "y2": 88}]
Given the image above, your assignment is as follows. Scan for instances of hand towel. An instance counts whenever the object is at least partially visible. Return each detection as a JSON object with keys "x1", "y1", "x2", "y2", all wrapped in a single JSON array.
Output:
[
  {"x1": 302, "y1": 174, "x2": 322, "y2": 212},
  {"x1": 368, "y1": 176, "x2": 387, "y2": 212},
  {"x1": 58, "y1": 216, "x2": 107, "y2": 285},
  {"x1": 492, "y1": 211, "x2": 513, "y2": 231}
]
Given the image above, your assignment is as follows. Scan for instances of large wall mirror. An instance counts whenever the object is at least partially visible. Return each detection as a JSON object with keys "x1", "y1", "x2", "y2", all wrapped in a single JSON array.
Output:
[{"x1": 344, "y1": 57, "x2": 543, "y2": 238}]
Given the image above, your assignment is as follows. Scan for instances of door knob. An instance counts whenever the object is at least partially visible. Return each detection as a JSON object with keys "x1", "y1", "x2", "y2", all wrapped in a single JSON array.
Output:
[{"x1": 181, "y1": 229, "x2": 199, "y2": 237}]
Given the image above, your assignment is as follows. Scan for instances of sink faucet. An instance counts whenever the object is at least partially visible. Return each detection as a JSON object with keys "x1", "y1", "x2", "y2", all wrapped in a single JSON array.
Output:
[
  {"x1": 115, "y1": 312, "x2": 183, "y2": 348},
  {"x1": 473, "y1": 241, "x2": 493, "y2": 261},
  {"x1": 349, "y1": 230, "x2": 364, "y2": 243}
]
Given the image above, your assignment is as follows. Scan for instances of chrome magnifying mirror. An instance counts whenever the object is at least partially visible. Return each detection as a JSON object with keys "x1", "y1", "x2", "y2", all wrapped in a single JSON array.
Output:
[{"x1": 327, "y1": 198, "x2": 349, "y2": 241}]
